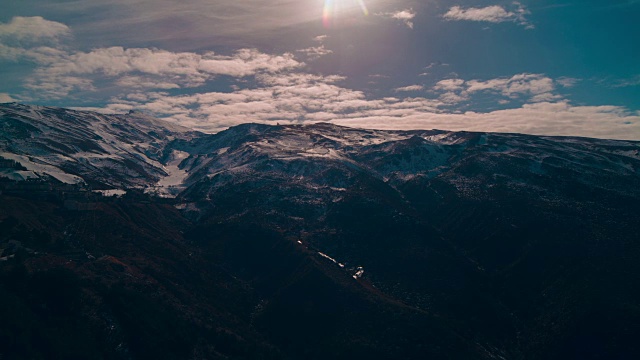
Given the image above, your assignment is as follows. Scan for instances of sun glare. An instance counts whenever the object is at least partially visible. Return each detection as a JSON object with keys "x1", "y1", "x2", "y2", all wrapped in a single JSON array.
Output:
[{"x1": 323, "y1": 0, "x2": 369, "y2": 28}]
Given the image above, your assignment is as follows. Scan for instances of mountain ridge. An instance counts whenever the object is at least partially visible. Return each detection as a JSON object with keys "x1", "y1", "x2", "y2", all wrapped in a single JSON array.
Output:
[
  {"x1": 3, "y1": 102, "x2": 638, "y2": 198},
  {"x1": 1, "y1": 102, "x2": 640, "y2": 359}
]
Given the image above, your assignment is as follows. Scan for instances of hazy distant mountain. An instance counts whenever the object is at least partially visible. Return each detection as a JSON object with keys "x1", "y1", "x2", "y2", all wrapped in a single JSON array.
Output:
[{"x1": 1, "y1": 103, "x2": 639, "y2": 360}]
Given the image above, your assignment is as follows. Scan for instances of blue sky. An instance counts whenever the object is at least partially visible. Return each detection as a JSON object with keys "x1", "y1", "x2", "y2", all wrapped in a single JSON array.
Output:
[{"x1": 1, "y1": 0, "x2": 639, "y2": 139}]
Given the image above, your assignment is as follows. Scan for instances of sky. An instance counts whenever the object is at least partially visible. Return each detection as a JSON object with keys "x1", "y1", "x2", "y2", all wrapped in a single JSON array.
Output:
[{"x1": 0, "y1": 0, "x2": 639, "y2": 139}]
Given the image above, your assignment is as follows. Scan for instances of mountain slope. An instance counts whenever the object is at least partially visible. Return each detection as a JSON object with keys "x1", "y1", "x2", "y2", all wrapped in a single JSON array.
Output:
[
  {"x1": 175, "y1": 122, "x2": 640, "y2": 359},
  {"x1": 0, "y1": 103, "x2": 197, "y2": 190},
  {"x1": 1, "y1": 103, "x2": 640, "y2": 359}
]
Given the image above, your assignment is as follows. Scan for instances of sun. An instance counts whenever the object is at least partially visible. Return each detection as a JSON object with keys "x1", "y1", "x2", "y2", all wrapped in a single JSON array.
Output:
[{"x1": 323, "y1": 0, "x2": 369, "y2": 28}]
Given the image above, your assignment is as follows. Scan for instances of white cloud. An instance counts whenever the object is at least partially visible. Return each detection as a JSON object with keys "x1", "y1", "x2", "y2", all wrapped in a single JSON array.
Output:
[
  {"x1": 8, "y1": 43, "x2": 303, "y2": 99},
  {"x1": 199, "y1": 49, "x2": 301, "y2": 77},
  {"x1": 467, "y1": 73, "x2": 555, "y2": 98},
  {"x1": 433, "y1": 74, "x2": 560, "y2": 104},
  {"x1": 439, "y1": 91, "x2": 469, "y2": 104},
  {"x1": 313, "y1": 35, "x2": 328, "y2": 43},
  {"x1": 41, "y1": 47, "x2": 300, "y2": 79},
  {"x1": 104, "y1": 85, "x2": 639, "y2": 140},
  {"x1": 297, "y1": 45, "x2": 333, "y2": 61},
  {"x1": 332, "y1": 101, "x2": 640, "y2": 141},
  {"x1": 394, "y1": 85, "x2": 424, "y2": 92},
  {"x1": 94, "y1": 73, "x2": 438, "y2": 131},
  {"x1": 434, "y1": 78, "x2": 465, "y2": 92},
  {"x1": 557, "y1": 77, "x2": 580, "y2": 88},
  {"x1": 611, "y1": 75, "x2": 640, "y2": 88},
  {"x1": 0, "y1": 44, "x2": 68, "y2": 63},
  {"x1": 422, "y1": 62, "x2": 450, "y2": 73},
  {"x1": 444, "y1": 5, "x2": 512, "y2": 23},
  {"x1": 85, "y1": 70, "x2": 640, "y2": 140},
  {"x1": 3, "y1": 17, "x2": 637, "y2": 141},
  {"x1": 116, "y1": 76, "x2": 181, "y2": 90},
  {"x1": 256, "y1": 73, "x2": 345, "y2": 87},
  {"x1": 530, "y1": 92, "x2": 563, "y2": 103},
  {"x1": 425, "y1": 62, "x2": 447, "y2": 69},
  {"x1": 0, "y1": 16, "x2": 71, "y2": 43},
  {"x1": 377, "y1": 9, "x2": 416, "y2": 29},
  {"x1": 443, "y1": 3, "x2": 533, "y2": 29},
  {"x1": 24, "y1": 74, "x2": 96, "y2": 99}
]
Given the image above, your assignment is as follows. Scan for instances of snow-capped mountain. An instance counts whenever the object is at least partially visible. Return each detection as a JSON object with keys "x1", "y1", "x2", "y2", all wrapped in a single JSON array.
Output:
[
  {"x1": 2, "y1": 103, "x2": 640, "y2": 359},
  {"x1": 173, "y1": 121, "x2": 640, "y2": 201},
  {"x1": 2, "y1": 102, "x2": 638, "y2": 202},
  {"x1": 0, "y1": 103, "x2": 196, "y2": 191}
]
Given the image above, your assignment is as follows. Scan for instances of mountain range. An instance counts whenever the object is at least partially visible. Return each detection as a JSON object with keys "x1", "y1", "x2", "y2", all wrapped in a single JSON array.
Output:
[{"x1": 1, "y1": 102, "x2": 639, "y2": 359}]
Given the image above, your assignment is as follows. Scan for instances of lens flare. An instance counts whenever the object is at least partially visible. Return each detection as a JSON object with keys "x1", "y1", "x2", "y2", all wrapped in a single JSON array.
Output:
[
  {"x1": 323, "y1": 0, "x2": 334, "y2": 28},
  {"x1": 356, "y1": 0, "x2": 369, "y2": 16},
  {"x1": 323, "y1": 0, "x2": 369, "y2": 28}
]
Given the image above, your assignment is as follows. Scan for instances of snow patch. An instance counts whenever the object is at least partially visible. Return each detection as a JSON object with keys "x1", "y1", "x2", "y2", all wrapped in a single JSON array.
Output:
[
  {"x1": 93, "y1": 189, "x2": 127, "y2": 197},
  {"x1": 0, "y1": 153, "x2": 84, "y2": 184},
  {"x1": 151, "y1": 150, "x2": 190, "y2": 197},
  {"x1": 0, "y1": 170, "x2": 38, "y2": 181}
]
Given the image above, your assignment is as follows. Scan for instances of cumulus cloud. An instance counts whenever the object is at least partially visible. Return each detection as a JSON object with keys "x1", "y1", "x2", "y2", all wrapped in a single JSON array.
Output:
[
  {"x1": 24, "y1": 74, "x2": 96, "y2": 100},
  {"x1": 92, "y1": 72, "x2": 440, "y2": 131},
  {"x1": 434, "y1": 79, "x2": 466, "y2": 92},
  {"x1": 0, "y1": 16, "x2": 71, "y2": 44},
  {"x1": 82, "y1": 69, "x2": 640, "y2": 141},
  {"x1": 256, "y1": 73, "x2": 345, "y2": 87},
  {"x1": 467, "y1": 73, "x2": 555, "y2": 98},
  {"x1": 42, "y1": 47, "x2": 300, "y2": 79},
  {"x1": 443, "y1": 3, "x2": 533, "y2": 29},
  {"x1": 0, "y1": 43, "x2": 67, "y2": 63},
  {"x1": 377, "y1": 9, "x2": 416, "y2": 29},
  {"x1": 97, "y1": 85, "x2": 640, "y2": 140},
  {"x1": 9, "y1": 44, "x2": 302, "y2": 98},
  {"x1": 313, "y1": 35, "x2": 328, "y2": 43},
  {"x1": 297, "y1": 45, "x2": 333, "y2": 61},
  {"x1": 432, "y1": 74, "x2": 561, "y2": 104},
  {"x1": 116, "y1": 76, "x2": 181, "y2": 90},
  {"x1": 295, "y1": 35, "x2": 333, "y2": 61},
  {"x1": 4, "y1": 17, "x2": 637, "y2": 141},
  {"x1": 395, "y1": 85, "x2": 424, "y2": 92},
  {"x1": 332, "y1": 101, "x2": 640, "y2": 141},
  {"x1": 439, "y1": 91, "x2": 469, "y2": 104},
  {"x1": 529, "y1": 92, "x2": 562, "y2": 103}
]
